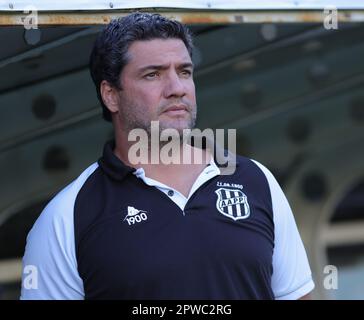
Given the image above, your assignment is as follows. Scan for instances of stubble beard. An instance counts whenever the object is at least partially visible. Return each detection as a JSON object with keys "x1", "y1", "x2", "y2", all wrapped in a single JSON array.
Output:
[{"x1": 122, "y1": 101, "x2": 197, "y2": 148}]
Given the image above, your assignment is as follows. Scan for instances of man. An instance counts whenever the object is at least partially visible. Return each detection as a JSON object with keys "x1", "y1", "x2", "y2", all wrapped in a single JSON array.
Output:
[{"x1": 21, "y1": 13, "x2": 314, "y2": 300}]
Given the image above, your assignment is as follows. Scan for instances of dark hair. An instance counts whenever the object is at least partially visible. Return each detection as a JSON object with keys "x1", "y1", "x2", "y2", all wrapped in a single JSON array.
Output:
[{"x1": 89, "y1": 12, "x2": 194, "y2": 122}]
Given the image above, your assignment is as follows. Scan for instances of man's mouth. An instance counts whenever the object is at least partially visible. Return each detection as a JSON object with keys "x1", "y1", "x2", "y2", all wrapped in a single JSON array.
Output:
[{"x1": 162, "y1": 105, "x2": 189, "y2": 116}]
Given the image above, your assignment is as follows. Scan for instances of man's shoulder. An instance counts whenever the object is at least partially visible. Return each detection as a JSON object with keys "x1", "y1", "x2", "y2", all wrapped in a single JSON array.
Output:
[
  {"x1": 30, "y1": 162, "x2": 100, "y2": 232},
  {"x1": 50, "y1": 162, "x2": 99, "y2": 210},
  {"x1": 234, "y1": 154, "x2": 272, "y2": 179},
  {"x1": 230, "y1": 155, "x2": 278, "y2": 200}
]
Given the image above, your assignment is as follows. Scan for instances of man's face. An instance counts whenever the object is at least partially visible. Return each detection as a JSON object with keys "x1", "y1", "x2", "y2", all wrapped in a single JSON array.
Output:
[{"x1": 115, "y1": 38, "x2": 197, "y2": 135}]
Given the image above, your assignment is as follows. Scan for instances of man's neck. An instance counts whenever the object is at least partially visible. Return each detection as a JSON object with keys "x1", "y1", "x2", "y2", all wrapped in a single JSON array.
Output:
[
  {"x1": 114, "y1": 139, "x2": 211, "y2": 170},
  {"x1": 113, "y1": 134, "x2": 212, "y2": 197}
]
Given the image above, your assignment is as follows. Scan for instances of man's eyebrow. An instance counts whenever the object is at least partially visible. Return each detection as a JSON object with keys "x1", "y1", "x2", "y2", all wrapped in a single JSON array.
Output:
[
  {"x1": 177, "y1": 62, "x2": 194, "y2": 70},
  {"x1": 138, "y1": 62, "x2": 194, "y2": 74}
]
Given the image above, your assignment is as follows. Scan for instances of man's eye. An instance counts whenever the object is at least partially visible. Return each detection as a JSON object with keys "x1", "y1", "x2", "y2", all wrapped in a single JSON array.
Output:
[
  {"x1": 144, "y1": 72, "x2": 159, "y2": 79},
  {"x1": 181, "y1": 70, "x2": 192, "y2": 77}
]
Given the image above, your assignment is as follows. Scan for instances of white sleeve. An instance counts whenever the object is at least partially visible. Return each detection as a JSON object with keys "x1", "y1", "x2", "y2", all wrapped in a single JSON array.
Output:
[
  {"x1": 252, "y1": 160, "x2": 315, "y2": 300},
  {"x1": 20, "y1": 163, "x2": 98, "y2": 300}
]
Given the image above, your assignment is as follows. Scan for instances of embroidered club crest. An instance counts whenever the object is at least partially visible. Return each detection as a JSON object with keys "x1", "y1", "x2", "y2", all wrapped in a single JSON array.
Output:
[{"x1": 215, "y1": 188, "x2": 250, "y2": 221}]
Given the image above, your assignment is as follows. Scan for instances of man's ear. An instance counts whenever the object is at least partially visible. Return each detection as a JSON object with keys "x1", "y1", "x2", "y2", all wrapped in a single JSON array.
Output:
[{"x1": 100, "y1": 80, "x2": 120, "y2": 114}]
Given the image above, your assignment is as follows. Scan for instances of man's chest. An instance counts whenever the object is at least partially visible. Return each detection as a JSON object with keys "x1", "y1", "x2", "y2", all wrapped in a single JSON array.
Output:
[{"x1": 75, "y1": 178, "x2": 275, "y2": 298}]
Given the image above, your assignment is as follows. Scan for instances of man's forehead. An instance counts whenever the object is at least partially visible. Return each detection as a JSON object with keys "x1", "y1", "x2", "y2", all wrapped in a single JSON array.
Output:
[{"x1": 127, "y1": 38, "x2": 191, "y2": 64}]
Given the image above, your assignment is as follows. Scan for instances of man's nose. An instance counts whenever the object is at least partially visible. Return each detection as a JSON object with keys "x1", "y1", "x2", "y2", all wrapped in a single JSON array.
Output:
[{"x1": 163, "y1": 71, "x2": 186, "y2": 98}]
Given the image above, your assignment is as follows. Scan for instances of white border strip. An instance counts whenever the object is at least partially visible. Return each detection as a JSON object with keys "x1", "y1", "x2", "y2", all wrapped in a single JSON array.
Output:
[{"x1": 1, "y1": 0, "x2": 364, "y2": 12}]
